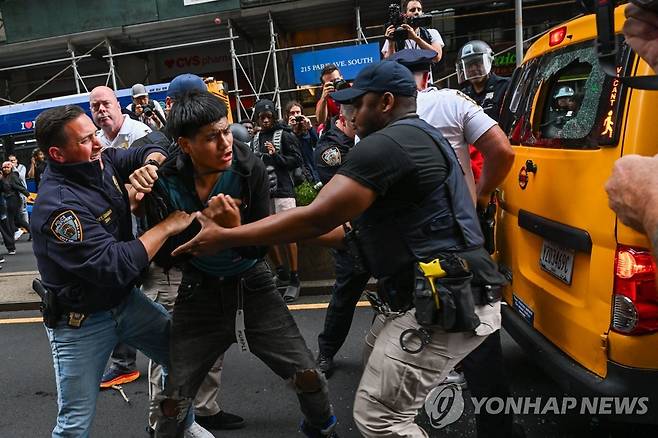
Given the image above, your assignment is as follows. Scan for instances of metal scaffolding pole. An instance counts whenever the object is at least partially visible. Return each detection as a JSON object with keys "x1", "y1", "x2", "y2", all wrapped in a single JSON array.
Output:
[
  {"x1": 228, "y1": 20, "x2": 243, "y2": 121},
  {"x1": 67, "y1": 42, "x2": 81, "y2": 94},
  {"x1": 356, "y1": 6, "x2": 367, "y2": 44},
  {"x1": 515, "y1": 0, "x2": 524, "y2": 67},
  {"x1": 268, "y1": 12, "x2": 282, "y2": 120},
  {"x1": 105, "y1": 38, "x2": 118, "y2": 90}
]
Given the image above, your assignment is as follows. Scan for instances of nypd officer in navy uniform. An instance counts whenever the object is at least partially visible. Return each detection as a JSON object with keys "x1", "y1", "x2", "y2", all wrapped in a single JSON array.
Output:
[
  {"x1": 457, "y1": 40, "x2": 510, "y2": 122},
  {"x1": 172, "y1": 60, "x2": 508, "y2": 437},
  {"x1": 30, "y1": 105, "x2": 214, "y2": 437},
  {"x1": 313, "y1": 104, "x2": 371, "y2": 376}
]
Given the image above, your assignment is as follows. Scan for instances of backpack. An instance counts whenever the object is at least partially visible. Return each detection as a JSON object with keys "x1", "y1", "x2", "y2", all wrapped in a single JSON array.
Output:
[{"x1": 250, "y1": 129, "x2": 309, "y2": 186}]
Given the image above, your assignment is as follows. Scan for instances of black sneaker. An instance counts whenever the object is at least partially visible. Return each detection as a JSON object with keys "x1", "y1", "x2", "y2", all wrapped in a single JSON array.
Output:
[
  {"x1": 316, "y1": 353, "x2": 335, "y2": 377},
  {"x1": 195, "y1": 411, "x2": 245, "y2": 430}
]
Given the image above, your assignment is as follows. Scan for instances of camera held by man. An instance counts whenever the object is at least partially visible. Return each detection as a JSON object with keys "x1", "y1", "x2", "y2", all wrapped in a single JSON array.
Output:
[{"x1": 382, "y1": 1, "x2": 444, "y2": 62}]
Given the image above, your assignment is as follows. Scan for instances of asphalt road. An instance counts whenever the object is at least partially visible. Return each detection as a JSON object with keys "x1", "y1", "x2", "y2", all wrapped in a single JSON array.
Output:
[
  {"x1": 1, "y1": 304, "x2": 657, "y2": 438},
  {"x1": 0, "y1": 237, "x2": 37, "y2": 273}
]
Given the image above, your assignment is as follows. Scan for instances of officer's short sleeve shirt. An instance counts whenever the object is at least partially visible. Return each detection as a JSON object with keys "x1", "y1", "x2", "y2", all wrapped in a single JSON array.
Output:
[{"x1": 337, "y1": 119, "x2": 448, "y2": 207}]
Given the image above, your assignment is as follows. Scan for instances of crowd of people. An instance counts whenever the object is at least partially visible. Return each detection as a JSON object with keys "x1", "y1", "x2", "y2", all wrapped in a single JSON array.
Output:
[{"x1": 7, "y1": 0, "x2": 658, "y2": 437}]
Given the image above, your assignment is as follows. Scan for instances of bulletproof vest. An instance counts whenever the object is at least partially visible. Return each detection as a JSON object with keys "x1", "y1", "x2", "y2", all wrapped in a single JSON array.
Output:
[{"x1": 356, "y1": 118, "x2": 484, "y2": 278}]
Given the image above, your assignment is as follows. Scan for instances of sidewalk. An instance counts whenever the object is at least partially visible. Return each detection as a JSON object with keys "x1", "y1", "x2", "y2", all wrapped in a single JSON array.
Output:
[
  {"x1": 0, "y1": 270, "x2": 41, "y2": 311},
  {"x1": 0, "y1": 270, "x2": 375, "y2": 312}
]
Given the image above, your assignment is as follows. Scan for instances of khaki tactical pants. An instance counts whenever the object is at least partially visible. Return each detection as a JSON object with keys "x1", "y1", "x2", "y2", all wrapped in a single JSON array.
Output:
[{"x1": 355, "y1": 302, "x2": 501, "y2": 437}]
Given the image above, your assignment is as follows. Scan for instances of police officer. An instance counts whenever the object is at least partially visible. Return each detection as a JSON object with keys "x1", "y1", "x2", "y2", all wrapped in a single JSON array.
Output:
[
  {"x1": 392, "y1": 49, "x2": 524, "y2": 438},
  {"x1": 172, "y1": 61, "x2": 507, "y2": 437},
  {"x1": 30, "y1": 105, "x2": 212, "y2": 437},
  {"x1": 457, "y1": 40, "x2": 510, "y2": 122},
  {"x1": 542, "y1": 86, "x2": 578, "y2": 138},
  {"x1": 313, "y1": 105, "x2": 371, "y2": 376}
]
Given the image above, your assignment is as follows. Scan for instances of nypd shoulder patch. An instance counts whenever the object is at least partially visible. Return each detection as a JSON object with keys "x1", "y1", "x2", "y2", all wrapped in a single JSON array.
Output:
[
  {"x1": 50, "y1": 210, "x2": 83, "y2": 243},
  {"x1": 321, "y1": 146, "x2": 342, "y2": 167}
]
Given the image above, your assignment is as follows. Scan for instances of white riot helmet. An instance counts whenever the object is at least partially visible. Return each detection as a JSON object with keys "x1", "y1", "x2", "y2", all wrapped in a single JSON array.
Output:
[
  {"x1": 554, "y1": 86, "x2": 575, "y2": 99},
  {"x1": 456, "y1": 40, "x2": 495, "y2": 84}
]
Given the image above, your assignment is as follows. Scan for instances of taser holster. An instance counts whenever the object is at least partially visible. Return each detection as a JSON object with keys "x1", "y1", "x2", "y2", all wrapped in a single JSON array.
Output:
[{"x1": 413, "y1": 255, "x2": 481, "y2": 332}]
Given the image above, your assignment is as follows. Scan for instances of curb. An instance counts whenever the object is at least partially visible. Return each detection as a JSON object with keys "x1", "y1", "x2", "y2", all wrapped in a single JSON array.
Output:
[{"x1": 0, "y1": 276, "x2": 376, "y2": 313}]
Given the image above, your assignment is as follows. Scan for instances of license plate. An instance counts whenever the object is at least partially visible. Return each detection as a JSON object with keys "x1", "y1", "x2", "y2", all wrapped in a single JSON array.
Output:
[{"x1": 539, "y1": 240, "x2": 575, "y2": 285}]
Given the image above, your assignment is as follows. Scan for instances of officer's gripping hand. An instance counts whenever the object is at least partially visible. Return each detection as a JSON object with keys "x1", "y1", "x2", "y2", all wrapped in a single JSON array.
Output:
[
  {"x1": 605, "y1": 154, "x2": 658, "y2": 235},
  {"x1": 160, "y1": 210, "x2": 196, "y2": 237},
  {"x1": 172, "y1": 212, "x2": 227, "y2": 257},
  {"x1": 624, "y1": 4, "x2": 658, "y2": 74},
  {"x1": 129, "y1": 164, "x2": 159, "y2": 196},
  {"x1": 203, "y1": 194, "x2": 242, "y2": 228}
]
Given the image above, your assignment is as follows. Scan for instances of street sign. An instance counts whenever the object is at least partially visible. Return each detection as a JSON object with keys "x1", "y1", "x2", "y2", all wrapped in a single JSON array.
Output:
[{"x1": 292, "y1": 43, "x2": 380, "y2": 86}]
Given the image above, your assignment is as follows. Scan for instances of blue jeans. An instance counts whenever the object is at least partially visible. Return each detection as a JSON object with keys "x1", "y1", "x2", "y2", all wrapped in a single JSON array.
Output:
[{"x1": 46, "y1": 288, "x2": 186, "y2": 438}]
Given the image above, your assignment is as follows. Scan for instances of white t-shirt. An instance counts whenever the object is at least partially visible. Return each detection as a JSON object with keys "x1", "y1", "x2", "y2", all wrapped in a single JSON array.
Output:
[
  {"x1": 417, "y1": 87, "x2": 497, "y2": 203},
  {"x1": 98, "y1": 115, "x2": 152, "y2": 149},
  {"x1": 382, "y1": 27, "x2": 445, "y2": 54},
  {"x1": 382, "y1": 28, "x2": 444, "y2": 82}
]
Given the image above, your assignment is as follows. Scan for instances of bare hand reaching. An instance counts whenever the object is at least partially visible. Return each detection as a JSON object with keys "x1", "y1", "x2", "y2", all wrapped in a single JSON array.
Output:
[{"x1": 203, "y1": 194, "x2": 242, "y2": 228}]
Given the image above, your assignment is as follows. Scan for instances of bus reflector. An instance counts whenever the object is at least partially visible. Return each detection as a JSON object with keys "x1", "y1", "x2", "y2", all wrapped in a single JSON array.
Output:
[{"x1": 549, "y1": 27, "x2": 567, "y2": 46}]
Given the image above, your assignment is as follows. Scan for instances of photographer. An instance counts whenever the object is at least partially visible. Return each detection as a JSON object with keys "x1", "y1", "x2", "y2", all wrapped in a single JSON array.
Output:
[
  {"x1": 286, "y1": 101, "x2": 319, "y2": 182},
  {"x1": 606, "y1": 3, "x2": 658, "y2": 262},
  {"x1": 315, "y1": 64, "x2": 349, "y2": 128},
  {"x1": 127, "y1": 83, "x2": 166, "y2": 130},
  {"x1": 382, "y1": 0, "x2": 444, "y2": 62}
]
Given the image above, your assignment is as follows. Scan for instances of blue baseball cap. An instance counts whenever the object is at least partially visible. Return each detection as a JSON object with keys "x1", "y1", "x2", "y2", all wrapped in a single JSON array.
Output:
[
  {"x1": 388, "y1": 49, "x2": 438, "y2": 73},
  {"x1": 167, "y1": 74, "x2": 206, "y2": 99},
  {"x1": 331, "y1": 60, "x2": 417, "y2": 104}
]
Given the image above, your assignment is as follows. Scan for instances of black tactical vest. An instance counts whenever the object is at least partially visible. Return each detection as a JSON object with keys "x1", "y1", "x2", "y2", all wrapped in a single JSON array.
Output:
[{"x1": 355, "y1": 118, "x2": 484, "y2": 278}]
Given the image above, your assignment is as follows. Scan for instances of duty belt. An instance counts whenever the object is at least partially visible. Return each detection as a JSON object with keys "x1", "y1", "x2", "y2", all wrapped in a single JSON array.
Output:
[{"x1": 473, "y1": 285, "x2": 502, "y2": 306}]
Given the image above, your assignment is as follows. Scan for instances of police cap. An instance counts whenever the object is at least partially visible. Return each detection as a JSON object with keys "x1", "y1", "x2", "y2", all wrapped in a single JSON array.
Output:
[
  {"x1": 331, "y1": 60, "x2": 417, "y2": 104},
  {"x1": 388, "y1": 49, "x2": 438, "y2": 73},
  {"x1": 167, "y1": 74, "x2": 206, "y2": 99}
]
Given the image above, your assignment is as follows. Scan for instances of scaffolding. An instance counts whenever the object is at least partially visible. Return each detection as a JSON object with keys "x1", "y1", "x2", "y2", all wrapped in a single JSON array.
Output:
[{"x1": 0, "y1": 0, "x2": 574, "y2": 110}]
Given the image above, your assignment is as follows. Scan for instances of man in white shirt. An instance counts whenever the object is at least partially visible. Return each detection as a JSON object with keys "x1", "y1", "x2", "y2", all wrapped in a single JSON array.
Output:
[
  {"x1": 382, "y1": 0, "x2": 444, "y2": 62},
  {"x1": 390, "y1": 49, "x2": 513, "y2": 206},
  {"x1": 90, "y1": 86, "x2": 151, "y2": 150}
]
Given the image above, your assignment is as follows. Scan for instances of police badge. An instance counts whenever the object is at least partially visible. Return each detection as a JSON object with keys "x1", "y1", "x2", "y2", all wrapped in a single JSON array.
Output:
[
  {"x1": 321, "y1": 146, "x2": 341, "y2": 167},
  {"x1": 50, "y1": 210, "x2": 83, "y2": 243}
]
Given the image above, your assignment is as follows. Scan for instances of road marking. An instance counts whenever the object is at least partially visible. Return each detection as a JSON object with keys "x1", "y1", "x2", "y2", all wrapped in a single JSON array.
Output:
[
  {"x1": 0, "y1": 317, "x2": 43, "y2": 324},
  {"x1": 0, "y1": 301, "x2": 373, "y2": 325},
  {"x1": 288, "y1": 301, "x2": 371, "y2": 311}
]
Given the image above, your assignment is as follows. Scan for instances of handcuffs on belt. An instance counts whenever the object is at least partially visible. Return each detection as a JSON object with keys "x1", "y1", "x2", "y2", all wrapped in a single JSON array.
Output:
[
  {"x1": 399, "y1": 327, "x2": 432, "y2": 354},
  {"x1": 365, "y1": 291, "x2": 433, "y2": 354}
]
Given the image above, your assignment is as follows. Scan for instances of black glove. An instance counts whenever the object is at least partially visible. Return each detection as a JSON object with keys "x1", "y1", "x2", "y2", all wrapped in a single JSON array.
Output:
[{"x1": 266, "y1": 165, "x2": 278, "y2": 194}]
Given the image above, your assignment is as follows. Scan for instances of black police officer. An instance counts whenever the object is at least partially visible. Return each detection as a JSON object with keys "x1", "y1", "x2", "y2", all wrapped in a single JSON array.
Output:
[{"x1": 171, "y1": 60, "x2": 507, "y2": 437}]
